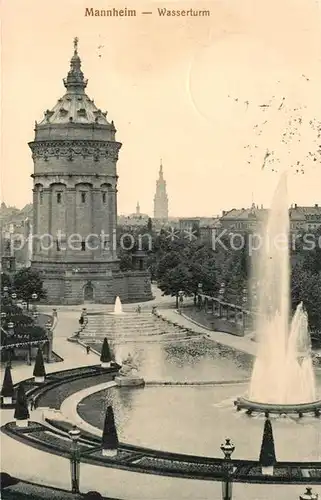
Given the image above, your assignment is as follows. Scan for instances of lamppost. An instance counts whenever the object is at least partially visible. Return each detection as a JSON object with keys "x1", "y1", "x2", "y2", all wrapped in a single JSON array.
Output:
[
  {"x1": 69, "y1": 425, "x2": 81, "y2": 493},
  {"x1": 220, "y1": 438, "x2": 235, "y2": 500},
  {"x1": 31, "y1": 292, "x2": 38, "y2": 314},
  {"x1": 242, "y1": 287, "x2": 248, "y2": 308},
  {"x1": 219, "y1": 282, "x2": 226, "y2": 300},
  {"x1": 178, "y1": 290, "x2": 184, "y2": 314},
  {"x1": 45, "y1": 320, "x2": 53, "y2": 363},
  {"x1": 7, "y1": 321, "x2": 14, "y2": 367},
  {"x1": 299, "y1": 487, "x2": 319, "y2": 500},
  {"x1": 196, "y1": 283, "x2": 203, "y2": 309}
]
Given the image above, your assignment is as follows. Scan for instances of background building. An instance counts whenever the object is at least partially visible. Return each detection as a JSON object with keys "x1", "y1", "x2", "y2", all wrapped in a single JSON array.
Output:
[
  {"x1": 219, "y1": 203, "x2": 321, "y2": 235},
  {"x1": 118, "y1": 202, "x2": 150, "y2": 230},
  {"x1": 0, "y1": 203, "x2": 33, "y2": 271},
  {"x1": 153, "y1": 161, "x2": 169, "y2": 221}
]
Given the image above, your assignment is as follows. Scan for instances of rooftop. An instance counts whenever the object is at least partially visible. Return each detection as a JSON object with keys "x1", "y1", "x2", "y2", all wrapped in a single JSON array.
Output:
[{"x1": 37, "y1": 38, "x2": 113, "y2": 128}]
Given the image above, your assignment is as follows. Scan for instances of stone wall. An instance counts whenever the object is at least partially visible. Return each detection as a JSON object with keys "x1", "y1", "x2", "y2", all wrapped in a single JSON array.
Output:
[{"x1": 35, "y1": 267, "x2": 153, "y2": 305}]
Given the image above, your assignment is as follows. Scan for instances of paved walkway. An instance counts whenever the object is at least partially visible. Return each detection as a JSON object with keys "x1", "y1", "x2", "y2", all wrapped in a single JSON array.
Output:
[
  {"x1": 59, "y1": 381, "x2": 116, "y2": 437},
  {"x1": 0, "y1": 312, "x2": 98, "y2": 388}
]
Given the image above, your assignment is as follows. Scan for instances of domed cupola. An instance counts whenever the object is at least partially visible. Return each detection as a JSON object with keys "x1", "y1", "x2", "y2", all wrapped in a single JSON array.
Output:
[{"x1": 33, "y1": 37, "x2": 116, "y2": 141}]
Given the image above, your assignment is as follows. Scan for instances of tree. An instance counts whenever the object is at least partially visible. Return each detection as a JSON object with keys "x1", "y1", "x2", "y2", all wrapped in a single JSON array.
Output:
[
  {"x1": 13, "y1": 268, "x2": 46, "y2": 306},
  {"x1": 118, "y1": 251, "x2": 133, "y2": 271},
  {"x1": 186, "y1": 243, "x2": 218, "y2": 299},
  {"x1": 33, "y1": 347, "x2": 46, "y2": 379},
  {"x1": 102, "y1": 405, "x2": 119, "y2": 452},
  {"x1": 291, "y1": 262, "x2": 321, "y2": 342},
  {"x1": 191, "y1": 222, "x2": 200, "y2": 238},
  {"x1": 259, "y1": 418, "x2": 276, "y2": 468},
  {"x1": 300, "y1": 227, "x2": 321, "y2": 274},
  {"x1": 147, "y1": 217, "x2": 153, "y2": 232},
  {"x1": 158, "y1": 263, "x2": 191, "y2": 307},
  {"x1": 156, "y1": 250, "x2": 183, "y2": 281},
  {"x1": 14, "y1": 383, "x2": 30, "y2": 421},
  {"x1": 0, "y1": 272, "x2": 12, "y2": 291},
  {"x1": 100, "y1": 338, "x2": 112, "y2": 363}
]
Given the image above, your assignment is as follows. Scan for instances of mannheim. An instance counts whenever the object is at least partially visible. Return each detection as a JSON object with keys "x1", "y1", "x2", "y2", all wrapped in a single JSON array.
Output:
[{"x1": 85, "y1": 7, "x2": 136, "y2": 16}]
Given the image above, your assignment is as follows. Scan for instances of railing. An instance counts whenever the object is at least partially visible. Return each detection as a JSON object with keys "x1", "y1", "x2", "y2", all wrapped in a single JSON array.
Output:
[{"x1": 3, "y1": 419, "x2": 320, "y2": 485}]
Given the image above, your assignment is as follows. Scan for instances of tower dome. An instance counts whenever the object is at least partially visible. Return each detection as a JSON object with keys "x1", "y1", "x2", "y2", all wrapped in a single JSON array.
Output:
[{"x1": 34, "y1": 37, "x2": 116, "y2": 142}]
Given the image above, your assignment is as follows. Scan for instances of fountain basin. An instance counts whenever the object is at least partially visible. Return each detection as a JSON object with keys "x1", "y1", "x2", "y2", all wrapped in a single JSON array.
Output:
[
  {"x1": 234, "y1": 396, "x2": 321, "y2": 417},
  {"x1": 115, "y1": 375, "x2": 145, "y2": 387}
]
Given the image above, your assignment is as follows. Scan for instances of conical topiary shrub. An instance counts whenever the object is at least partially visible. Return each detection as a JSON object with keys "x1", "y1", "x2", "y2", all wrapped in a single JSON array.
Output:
[
  {"x1": 259, "y1": 417, "x2": 276, "y2": 475},
  {"x1": 100, "y1": 337, "x2": 112, "y2": 368},
  {"x1": 1, "y1": 365, "x2": 14, "y2": 405},
  {"x1": 101, "y1": 405, "x2": 118, "y2": 457},
  {"x1": 14, "y1": 383, "x2": 30, "y2": 427},
  {"x1": 83, "y1": 492, "x2": 103, "y2": 499},
  {"x1": 33, "y1": 347, "x2": 46, "y2": 383}
]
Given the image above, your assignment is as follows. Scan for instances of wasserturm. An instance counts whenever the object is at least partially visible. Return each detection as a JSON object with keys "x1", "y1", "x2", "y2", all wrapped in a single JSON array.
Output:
[{"x1": 29, "y1": 38, "x2": 152, "y2": 305}]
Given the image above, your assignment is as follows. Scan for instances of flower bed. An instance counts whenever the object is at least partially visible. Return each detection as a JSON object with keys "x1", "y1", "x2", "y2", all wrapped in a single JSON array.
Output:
[{"x1": 37, "y1": 372, "x2": 114, "y2": 410}]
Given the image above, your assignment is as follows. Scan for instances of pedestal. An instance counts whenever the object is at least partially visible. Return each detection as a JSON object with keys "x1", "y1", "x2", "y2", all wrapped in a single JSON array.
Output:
[
  {"x1": 115, "y1": 376, "x2": 145, "y2": 387},
  {"x1": 70, "y1": 458, "x2": 80, "y2": 494},
  {"x1": 262, "y1": 465, "x2": 274, "y2": 476},
  {"x1": 102, "y1": 448, "x2": 118, "y2": 457},
  {"x1": 15, "y1": 419, "x2": 29, "y2": 428},
  {"x1": 222, "y1": 480, "x2": 233, "y2": 500}
]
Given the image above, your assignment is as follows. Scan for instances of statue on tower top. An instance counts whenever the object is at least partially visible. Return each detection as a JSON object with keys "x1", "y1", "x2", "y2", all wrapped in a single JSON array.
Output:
[{"x1": 74, "y1": 36, "x2": 79, "y2": 54}]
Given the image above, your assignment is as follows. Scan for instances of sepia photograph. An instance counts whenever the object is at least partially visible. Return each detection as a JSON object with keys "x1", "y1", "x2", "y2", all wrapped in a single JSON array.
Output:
[{"x1": 0, "y1": 0, "x2": 321, "y2": 499}]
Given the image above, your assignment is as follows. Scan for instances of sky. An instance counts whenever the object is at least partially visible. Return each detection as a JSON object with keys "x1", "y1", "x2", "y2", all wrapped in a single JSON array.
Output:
[{"x1": 1, "y1": 0, "x2": 321, "y2": 216}]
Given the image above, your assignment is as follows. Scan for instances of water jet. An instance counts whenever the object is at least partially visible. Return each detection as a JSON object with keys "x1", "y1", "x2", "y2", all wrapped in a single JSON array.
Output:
[{"x1": 235, "y1": 173, "x2": 321, "y2": 416}]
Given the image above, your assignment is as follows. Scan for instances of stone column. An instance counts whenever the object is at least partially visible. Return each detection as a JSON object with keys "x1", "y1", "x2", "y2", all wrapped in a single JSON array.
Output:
[
  {"x1": 47, "y1": 331, "x2": 53, "y2": 362},
  {"x1": 242, "y1": 311, "x2": 246, "y2": 332},
  {"x1": 65, "y1": 188, "x2": 76, "y2": 257},
  {"x1": 36, "y1": 187, "x2": 51, "y2": 259},
  {"x1": 32, "y1": 188, "x2": 38, "y2": 258},
  {"x1": 109, "y1": 186, "x2": 117, "y2": 259},
  {"x1": 48, "y1": 186, "x2": 54, "y2": 258}
]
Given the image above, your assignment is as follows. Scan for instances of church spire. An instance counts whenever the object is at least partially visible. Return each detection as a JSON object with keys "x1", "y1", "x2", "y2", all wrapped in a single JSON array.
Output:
[
  {"x1": 154, "y1": 160, "x2": 168, "y2": 220},
  {"x1": 159, "y1": 159, "x2": 163, "y2": 179},
  {"x1": 63, "y1": 37, "x2": 88, "y2": 93}
]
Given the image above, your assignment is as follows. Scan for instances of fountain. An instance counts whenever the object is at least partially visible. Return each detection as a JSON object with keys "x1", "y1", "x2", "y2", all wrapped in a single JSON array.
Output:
[
  {"x1": 115, "y1": 352, "x2": 145, "y2": 387},
  {"x1": 235, "y1": 173, "x2": 321, "y2": 416},
  {"x1": 112, "y1": 296, "x2": 123, "y2": 315}
]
